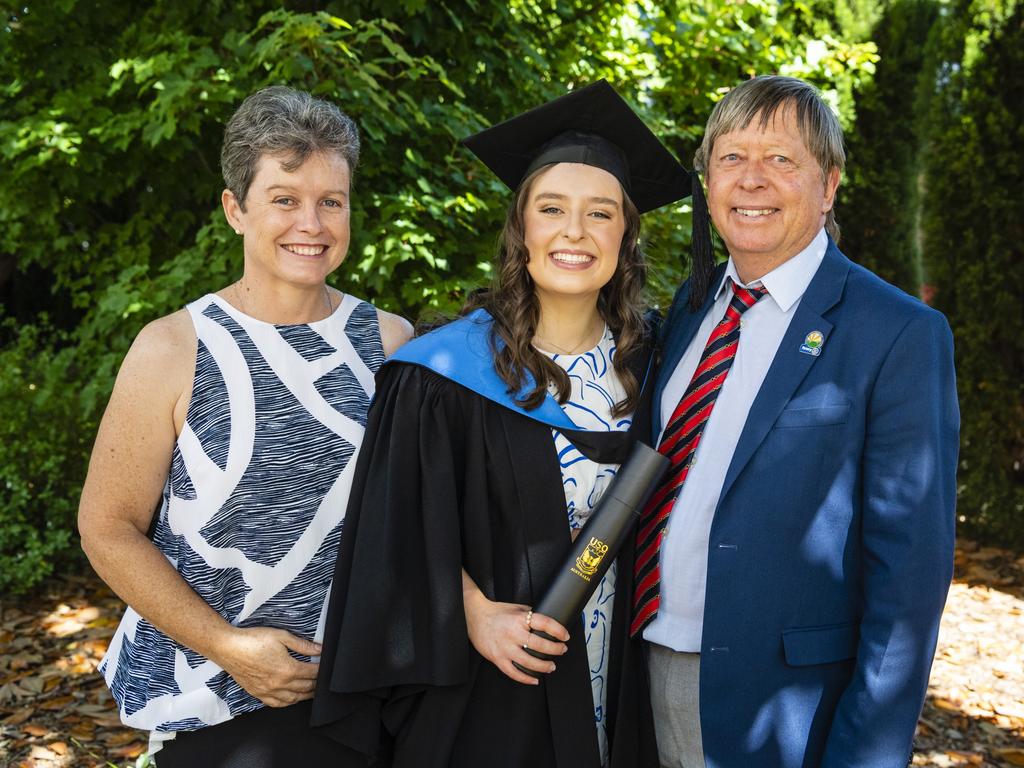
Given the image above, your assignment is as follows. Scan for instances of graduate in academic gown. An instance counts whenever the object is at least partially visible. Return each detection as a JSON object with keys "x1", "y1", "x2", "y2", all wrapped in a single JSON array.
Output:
[{"x1": 311, "y1": 81, "x2": 712, "y2": 768}]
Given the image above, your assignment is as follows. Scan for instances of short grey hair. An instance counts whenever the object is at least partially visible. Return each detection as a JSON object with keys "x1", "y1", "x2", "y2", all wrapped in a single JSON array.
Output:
[
  {"x1": 694, "y1": 76, "x2": 845, "y2": 241},
  {"x1": 221, "y1": 86, "x2": 360, "y2": 209}
]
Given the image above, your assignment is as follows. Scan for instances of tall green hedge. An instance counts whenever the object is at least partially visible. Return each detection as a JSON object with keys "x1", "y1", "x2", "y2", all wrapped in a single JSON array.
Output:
[
  {"x1": 837, "y1": 0, "x2": 938, "y2": 293},
  {"x1": 919, "y1": 0, "x2": 1024, "y2": 546}
]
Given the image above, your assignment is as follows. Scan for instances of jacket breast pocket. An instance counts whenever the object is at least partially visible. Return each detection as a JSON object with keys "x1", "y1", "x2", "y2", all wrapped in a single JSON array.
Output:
[
  {"x1": 782, "y1": 622, "x2": 859, "y2": 666},
  {"x1": 773, "y1": 403, "x2": 851, "y2": 429}
]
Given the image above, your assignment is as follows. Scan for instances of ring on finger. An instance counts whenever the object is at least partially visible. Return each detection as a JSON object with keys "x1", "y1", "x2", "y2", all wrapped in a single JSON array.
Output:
[
  {"x1": 525, "y1": 609, "x2": 533, "y2": 629},
  {"x1": 523, "y1": 637, "x2": 530, "y2": 651}
]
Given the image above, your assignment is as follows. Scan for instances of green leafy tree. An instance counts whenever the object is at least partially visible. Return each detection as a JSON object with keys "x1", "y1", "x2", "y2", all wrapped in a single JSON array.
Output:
[
  {"x1": 1, "y1": 3, "x2": 495, "y2": 593},
  {"x1": 0, "y1": 1, "x2": 877, "y2": 592},
  {"x1": 564, "y1": 0, "x2": 880, "y2": 302}
]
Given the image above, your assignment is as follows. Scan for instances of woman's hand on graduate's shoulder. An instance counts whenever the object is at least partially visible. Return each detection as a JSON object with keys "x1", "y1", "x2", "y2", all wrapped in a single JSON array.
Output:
[
  {"x1": 212, "y1": 626, "x2": 322, "y2": 707},
  {"x1": 461, "y1": 574, "x2": 569, "y2": 685}
]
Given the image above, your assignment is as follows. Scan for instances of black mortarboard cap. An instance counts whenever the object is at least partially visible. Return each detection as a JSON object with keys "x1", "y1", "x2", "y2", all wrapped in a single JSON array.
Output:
[
  {"x1": 463, "y1": 80, "x2": 714, "y2": 305},
  {"x1": 463, "y1": 80, "x2": 687, "y2": 214}
]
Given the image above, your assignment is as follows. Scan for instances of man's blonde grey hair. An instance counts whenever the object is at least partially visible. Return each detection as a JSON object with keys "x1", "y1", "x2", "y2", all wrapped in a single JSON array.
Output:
[
  {"x1": 221, "y1": 86, "x2": 360, "y2": 210},
  {"x1": 694, "y1": 75, "x2": 845, "y2": 241}
]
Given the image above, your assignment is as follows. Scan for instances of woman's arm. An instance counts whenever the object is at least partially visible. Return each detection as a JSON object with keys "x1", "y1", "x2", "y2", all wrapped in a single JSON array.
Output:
[{"x1": 78, "y1": 311, "x2": 320, "y2": 707}]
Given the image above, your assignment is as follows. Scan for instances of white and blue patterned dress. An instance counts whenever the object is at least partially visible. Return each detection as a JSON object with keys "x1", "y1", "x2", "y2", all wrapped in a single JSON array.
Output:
[
  {"x1": 99, "y1": 292, "x2": 384, "y2": 738},
  {"x1": 545, "y1": 327, "x2": 630, "y2": 768}
]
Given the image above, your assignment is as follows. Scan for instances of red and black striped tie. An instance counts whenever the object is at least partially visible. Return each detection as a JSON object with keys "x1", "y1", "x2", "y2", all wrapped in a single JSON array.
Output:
[{"x1": 630, "y1": 281, "x2": 768, "y2": 637}]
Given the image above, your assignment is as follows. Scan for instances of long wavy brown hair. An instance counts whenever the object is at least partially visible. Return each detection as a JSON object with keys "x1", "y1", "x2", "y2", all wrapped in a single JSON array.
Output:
[{"x1": 464, "y1": 164, "x2": 649, "y2": 418}]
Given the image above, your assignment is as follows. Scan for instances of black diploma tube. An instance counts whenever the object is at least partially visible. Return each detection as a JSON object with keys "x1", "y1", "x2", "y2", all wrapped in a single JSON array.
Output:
[{"x1": 520, "y1": 442, "x2": 669, "y2": 672}]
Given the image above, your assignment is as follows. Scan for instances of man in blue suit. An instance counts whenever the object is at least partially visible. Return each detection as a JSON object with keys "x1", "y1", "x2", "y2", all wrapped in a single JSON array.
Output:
[{"x1": 637, "y1": 76, "x2": 959, "y2": 767}]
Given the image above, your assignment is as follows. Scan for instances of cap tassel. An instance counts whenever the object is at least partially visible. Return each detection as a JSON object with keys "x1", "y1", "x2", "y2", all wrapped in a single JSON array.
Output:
[{"x1": 688, "y1": 170, "x2": 715, "y2": 311}]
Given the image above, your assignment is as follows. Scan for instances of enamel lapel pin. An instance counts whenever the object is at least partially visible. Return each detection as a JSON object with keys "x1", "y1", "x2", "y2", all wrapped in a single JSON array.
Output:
[{"x1": 800, "y1": 330, "x2": 825, "y2": 357}]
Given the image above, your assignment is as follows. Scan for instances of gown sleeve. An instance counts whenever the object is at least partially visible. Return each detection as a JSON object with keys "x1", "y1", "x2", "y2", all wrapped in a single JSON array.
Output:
[{"x1": 311, "y1": 362, "x2": 472, "y2": 755}]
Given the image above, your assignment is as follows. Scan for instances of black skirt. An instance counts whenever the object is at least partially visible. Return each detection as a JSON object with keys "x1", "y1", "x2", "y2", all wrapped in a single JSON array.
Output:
[{"x1": 154, "y1": 700, "x2": 369, "y2": 768}]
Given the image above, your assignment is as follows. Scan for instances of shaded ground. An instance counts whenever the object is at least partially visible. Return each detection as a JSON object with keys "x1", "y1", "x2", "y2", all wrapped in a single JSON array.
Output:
[
  {"x1": 1, "y1": 539, "x2": 1022, "y2": 767},
  {"x1": 0, "y1": 575, "x2": 145, "y2": 768}
]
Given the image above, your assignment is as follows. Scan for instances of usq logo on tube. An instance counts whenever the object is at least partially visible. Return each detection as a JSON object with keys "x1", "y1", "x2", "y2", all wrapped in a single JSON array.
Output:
[{"x1": 571, "y1": 537, "x2": 609, "y2": 582}]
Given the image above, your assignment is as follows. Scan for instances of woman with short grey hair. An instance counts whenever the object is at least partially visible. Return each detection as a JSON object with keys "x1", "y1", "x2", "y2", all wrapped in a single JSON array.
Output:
[{"x1": 79, "y1": 86, "x2": 411, "y2": 767}]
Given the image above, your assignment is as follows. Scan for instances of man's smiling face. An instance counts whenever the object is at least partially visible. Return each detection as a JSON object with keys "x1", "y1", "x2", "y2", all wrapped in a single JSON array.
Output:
[{"x1": 706, "y1": 104, "x2": 840, "y2": 278}]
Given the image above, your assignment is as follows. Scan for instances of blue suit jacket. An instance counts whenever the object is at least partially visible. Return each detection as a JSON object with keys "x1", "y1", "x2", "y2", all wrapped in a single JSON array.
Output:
[{"x1": 654, "y1": 240, "x2": 959, "y2": 768}]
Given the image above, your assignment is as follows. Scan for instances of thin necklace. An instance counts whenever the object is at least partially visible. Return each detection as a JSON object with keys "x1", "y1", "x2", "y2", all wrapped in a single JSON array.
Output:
[
  {"x1": 533, "y1": 321, "x2": 605, "y2": 356},
  {"x1": 231, "y1": 281, "x2": 333, "y2": 322}
]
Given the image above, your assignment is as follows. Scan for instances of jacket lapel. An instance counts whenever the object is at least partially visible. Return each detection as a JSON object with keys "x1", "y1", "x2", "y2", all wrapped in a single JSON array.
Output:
[
  {"x1": 717, "y1": 242, "x2": 851, "y2": 505},
  {"x1": 653, "y1": 264, "x2": 727, "y2": 442}
]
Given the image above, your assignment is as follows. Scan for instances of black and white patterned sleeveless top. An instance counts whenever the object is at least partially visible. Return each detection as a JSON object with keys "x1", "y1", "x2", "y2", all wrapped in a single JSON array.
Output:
[{"x1": 99, "y1": 293, "x2": 385, "y2": 732}]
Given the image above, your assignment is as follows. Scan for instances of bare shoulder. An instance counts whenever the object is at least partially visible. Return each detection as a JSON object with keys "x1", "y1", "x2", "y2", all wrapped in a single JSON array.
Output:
[
  {"x1": 376, "y1": 308, "x2": 414, "y2": 357},
  {"x1": 125, "y1": 310, "x2": 195, "y2": 373},
  {"x1": 115, "y1": 309, "x2": 197, "y2": 409},
  {"x1": 133, "y1": 309, "x2": 195, "y2": 353}
]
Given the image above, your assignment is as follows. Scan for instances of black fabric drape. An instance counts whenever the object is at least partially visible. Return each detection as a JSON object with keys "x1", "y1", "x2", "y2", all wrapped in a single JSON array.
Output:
[{"x1": 312, "y1": 359, "x2": 658, "y2": 768}]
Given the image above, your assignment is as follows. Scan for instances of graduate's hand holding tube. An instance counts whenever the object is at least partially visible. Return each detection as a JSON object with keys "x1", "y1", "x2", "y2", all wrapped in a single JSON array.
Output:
[
  {"x1": 519, "y1": 443, "x2": 668, "y2": 673},
  {"x1": 461, "y1": 570, "x2": 569, "y2": 685},
  {"x1": 461, "y1": 445, "x2": 666, "y2": 684}
]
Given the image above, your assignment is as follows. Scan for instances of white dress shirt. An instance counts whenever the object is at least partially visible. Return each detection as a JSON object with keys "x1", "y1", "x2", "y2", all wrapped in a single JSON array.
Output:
[{"x1": 643, "y1": 228, "x2": 828, "y2": 652}]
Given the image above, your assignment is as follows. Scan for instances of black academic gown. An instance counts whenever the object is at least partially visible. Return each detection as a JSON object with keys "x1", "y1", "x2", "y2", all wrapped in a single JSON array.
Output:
[{"x1": 312, "y1": 346, "x2": 659, "y2": 768}]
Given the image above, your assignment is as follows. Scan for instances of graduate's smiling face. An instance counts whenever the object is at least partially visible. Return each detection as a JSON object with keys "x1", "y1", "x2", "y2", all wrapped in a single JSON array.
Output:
[{"x1": 523, "y1": 162, "x2": 625, "y2": 303}]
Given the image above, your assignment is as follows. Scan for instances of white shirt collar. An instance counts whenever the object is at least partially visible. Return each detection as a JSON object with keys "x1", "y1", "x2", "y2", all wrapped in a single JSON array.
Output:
[{"x1": 714, "y1": 228, "x2": 828, "y2": 313}]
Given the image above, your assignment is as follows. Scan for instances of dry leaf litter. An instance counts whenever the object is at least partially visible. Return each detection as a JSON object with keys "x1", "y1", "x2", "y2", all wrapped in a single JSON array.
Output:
[{"x1": 0, "y1": 539, "x2": 1021, "y2": 767}]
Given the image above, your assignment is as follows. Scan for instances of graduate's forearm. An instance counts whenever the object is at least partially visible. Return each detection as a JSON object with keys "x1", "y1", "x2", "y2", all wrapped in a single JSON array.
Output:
[{"x1": 461, "y1": 568, "x2": 484, "y2": 609}]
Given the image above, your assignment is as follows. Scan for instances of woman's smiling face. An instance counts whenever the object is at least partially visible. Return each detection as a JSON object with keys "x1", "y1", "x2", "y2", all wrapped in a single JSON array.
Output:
[
  {"x1": 523, "y1": 162, "x2": 626, "y2": 304},
  {"x1": 224, "y1": 150, "x2": 351, "y2": 288}
]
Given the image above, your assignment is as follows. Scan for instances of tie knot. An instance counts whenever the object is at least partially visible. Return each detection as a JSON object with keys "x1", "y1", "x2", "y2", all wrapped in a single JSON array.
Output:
[{"x1": 729, "y1": 281, "x2": 767, "y2": 315}]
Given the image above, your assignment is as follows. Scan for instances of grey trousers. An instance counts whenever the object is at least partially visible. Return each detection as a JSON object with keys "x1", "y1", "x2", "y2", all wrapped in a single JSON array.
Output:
[{"x1": 648, "y1": 643, "x2": 706, "y2": 768}]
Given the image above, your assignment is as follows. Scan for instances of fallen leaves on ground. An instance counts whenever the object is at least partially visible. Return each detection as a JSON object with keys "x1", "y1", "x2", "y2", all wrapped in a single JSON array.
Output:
[
  {"x1": 1, "y1": 540, "x2": 1022, "y2": 766},
  {"x1": 0, "y1": 575, "x2": 146, "y2": 767},
  {"x1": 913, "y1": 539, "x2": 1024, "y2": 767}
]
